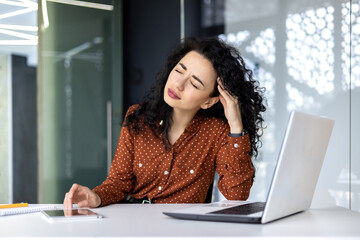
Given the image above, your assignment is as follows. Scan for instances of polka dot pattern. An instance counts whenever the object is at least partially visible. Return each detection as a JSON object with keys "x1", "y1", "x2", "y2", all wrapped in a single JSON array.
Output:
[{"x1": 93, "y1": 105, "x2": 255, "y2": 206}]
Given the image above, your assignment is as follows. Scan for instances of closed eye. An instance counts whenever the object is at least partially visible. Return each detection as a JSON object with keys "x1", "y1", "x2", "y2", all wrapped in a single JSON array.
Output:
[
  {"x1": 175, "y1": 69, "x2": 182, "y2": 73},
  {"x1": 191, "y1": 82, "x2": 199, "y2": 89}
]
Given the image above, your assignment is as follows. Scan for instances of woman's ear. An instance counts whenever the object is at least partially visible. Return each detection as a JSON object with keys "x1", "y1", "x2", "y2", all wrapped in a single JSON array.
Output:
[{"x1": 201, "y1": 96, "x2": 219, "y2": 109}]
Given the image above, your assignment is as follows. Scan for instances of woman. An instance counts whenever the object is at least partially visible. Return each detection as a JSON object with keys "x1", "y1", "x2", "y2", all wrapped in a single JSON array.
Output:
[{"x1": 63, "y1": 37, "x2": 266, "y2": 209}]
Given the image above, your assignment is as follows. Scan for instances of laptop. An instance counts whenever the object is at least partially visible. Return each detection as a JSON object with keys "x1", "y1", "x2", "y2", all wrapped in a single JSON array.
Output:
[{"x1": 163, "y1": 111, "x2": 335, "y2": 224}]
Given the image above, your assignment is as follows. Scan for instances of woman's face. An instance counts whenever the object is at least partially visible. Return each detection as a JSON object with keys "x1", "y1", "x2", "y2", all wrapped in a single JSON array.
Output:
[{"x1": 164, "y1": 51, "x2": 219, "y2": 113}]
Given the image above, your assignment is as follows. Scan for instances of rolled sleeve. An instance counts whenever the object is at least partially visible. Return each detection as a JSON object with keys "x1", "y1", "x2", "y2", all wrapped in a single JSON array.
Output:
[
  {"x1": 216, "y1": 133, "x2": 255, "y2": 200},
  {"x1": 92, "y1": 107, "x2": 137, "y2": 207}
]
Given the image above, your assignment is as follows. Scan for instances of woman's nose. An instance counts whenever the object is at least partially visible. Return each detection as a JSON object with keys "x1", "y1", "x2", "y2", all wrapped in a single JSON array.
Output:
[{"x1": 174, "y1": 75, "x2": 188, "y2": 91}]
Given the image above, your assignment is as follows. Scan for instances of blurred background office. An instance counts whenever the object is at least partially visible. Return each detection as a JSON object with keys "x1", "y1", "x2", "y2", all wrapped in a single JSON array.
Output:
[{"x1": 0, "y1": 0, "x2": 359, "y2": 213}]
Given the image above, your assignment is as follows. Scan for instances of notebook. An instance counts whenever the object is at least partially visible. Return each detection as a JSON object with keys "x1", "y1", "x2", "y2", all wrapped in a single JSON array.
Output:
[
  {"x1": 0, "y1": 204, "x2": 57, "y2": 216},
  {"x1": 163, "y1": 111, "x2": 335, "y2": 224}
]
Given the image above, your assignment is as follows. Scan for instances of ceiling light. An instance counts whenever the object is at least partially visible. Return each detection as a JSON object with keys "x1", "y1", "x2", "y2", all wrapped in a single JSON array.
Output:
[
  {"x1": 0, "y1": 24, "x2": 37, "y2": 31},
  {"x1": 47, "y1": 0, "x2": 113, "y2": 11},
  {"x1": 0, "y1": 40, "x2": 37, "y2": 45}
]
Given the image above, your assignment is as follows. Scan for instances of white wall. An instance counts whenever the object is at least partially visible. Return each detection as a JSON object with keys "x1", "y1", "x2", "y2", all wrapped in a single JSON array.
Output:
[{"x1": 0, "y1": 53, "x2": 12, "y2": 204}]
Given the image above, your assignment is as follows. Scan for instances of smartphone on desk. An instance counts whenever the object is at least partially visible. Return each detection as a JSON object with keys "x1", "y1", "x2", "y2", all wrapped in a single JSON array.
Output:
[{"x1": 42, "y1": 208, "x2": 103, "y2": 221}]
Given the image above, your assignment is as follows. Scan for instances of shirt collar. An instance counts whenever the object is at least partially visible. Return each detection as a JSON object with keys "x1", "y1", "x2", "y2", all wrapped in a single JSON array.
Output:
[{"x1": 183, "y1": 112, "x2": 206, "y2": 135}]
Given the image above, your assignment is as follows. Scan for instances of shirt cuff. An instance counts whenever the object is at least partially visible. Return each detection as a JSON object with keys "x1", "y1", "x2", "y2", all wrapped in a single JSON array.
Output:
[
  {"x1": 92, "y1": 187, "x2": 109, "y2": 207},
  {"x1": 228, "y1": 130, "x2": 248, "y2": 137}
]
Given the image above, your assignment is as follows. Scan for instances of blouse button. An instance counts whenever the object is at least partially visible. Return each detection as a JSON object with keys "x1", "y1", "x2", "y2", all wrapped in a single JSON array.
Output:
[
  {"x1": 158, "y1": 186, "x2": 162, "y2": 190},
  {"x1": 190, "y1": 169, "x2": 194, "y2": 174},
  {"x1": 139, "y1": 163, "x2": 143, "y2": 167},
  {"x1": 164, "y1": 171, "x2": 169, "y2": 175},
  {"x1": 234, "y1": 143, "x2": 239, "y2": 148}
]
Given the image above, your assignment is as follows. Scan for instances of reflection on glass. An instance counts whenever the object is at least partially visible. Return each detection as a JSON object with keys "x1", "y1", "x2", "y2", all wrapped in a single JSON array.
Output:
[
  {"x1": 58, "y1": 38, "x2": 105, "y2": 178},
  {"x1": 286, "y1": 83, "x2": 318, "y2": 111},
  {"x1": 246, "y1": 28, "x2": 276, "y2": 66},
  {"x1": 286, "y1": 6, "x2": 335, "y2": 95},
  {"x1": 219, "y1": 31, "x2": 250, "y2": 47},
  {"x1": 342, "y1": 1, "x2": 360, "y2": 89}
]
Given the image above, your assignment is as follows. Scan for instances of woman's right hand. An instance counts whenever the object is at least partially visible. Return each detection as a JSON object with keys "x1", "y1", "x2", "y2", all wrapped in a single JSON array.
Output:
[{"x1": 63, "y1": 183, "x2": 101, "y2": 209}]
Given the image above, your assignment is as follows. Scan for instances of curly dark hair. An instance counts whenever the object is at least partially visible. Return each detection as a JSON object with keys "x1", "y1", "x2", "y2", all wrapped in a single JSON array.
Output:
[{"x1": 125, "y1": 37, "x2": 266, "y2": 159}]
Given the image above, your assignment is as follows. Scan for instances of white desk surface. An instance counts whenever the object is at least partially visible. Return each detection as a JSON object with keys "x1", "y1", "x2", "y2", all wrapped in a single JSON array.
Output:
[{"x1": 0, "y1": 204, "x2": 360, "y2": 239}]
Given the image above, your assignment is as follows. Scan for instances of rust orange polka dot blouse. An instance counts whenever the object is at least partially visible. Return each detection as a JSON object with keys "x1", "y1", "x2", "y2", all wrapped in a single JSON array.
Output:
[{"x1": 93, "y1": 105, "x2": 255, "y2": 206}]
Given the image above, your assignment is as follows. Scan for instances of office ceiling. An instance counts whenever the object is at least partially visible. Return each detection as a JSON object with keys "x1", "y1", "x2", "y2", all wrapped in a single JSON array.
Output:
[
  {"x1": 0, "y1": 0, "x2": 37, "y2": 65},
  {"x1": 0, "y1": 0, "x2": 113, "y2": 66}
]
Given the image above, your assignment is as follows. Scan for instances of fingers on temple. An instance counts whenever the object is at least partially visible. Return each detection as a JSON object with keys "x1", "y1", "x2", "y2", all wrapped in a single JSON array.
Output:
[
  {"x1": 217, "y1": 85, "x2": 232, "y2": 102},
  {"x1": 217, "y1": 78, "x2": 238, "y2": 102}
]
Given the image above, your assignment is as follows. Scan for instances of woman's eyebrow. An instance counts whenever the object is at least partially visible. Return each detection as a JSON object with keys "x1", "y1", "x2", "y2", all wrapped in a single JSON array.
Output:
[
  {"x1": 179, "y1": 63, "x2": 187, "y2": 70},
  {"x1": 192, "y1": 75, "x2": 205, "y2": 87},
  {"x1": 179, "y1": 62, "x2": 205, "y2": 87}
]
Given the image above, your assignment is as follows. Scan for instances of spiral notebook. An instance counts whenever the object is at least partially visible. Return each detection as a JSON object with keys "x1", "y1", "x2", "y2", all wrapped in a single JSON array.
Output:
[{"x1": 0, "y1": 204, "x2": 58, "y2": 216}]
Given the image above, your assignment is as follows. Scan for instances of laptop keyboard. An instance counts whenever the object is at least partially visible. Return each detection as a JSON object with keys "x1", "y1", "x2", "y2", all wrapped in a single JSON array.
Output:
[{"x1": 208, "y1": 202, "x2": 266, "y2": 215}]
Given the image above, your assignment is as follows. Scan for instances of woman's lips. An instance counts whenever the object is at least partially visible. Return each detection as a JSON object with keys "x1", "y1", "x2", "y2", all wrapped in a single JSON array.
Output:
[{"x1": 168, "y1": 88, "x2": 181, "y2": 99}]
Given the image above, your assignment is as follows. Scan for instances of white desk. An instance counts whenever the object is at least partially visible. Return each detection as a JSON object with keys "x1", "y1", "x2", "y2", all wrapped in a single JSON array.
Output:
[{"x1": 0, "y1": 204, "x2": 360, "y2": 239}]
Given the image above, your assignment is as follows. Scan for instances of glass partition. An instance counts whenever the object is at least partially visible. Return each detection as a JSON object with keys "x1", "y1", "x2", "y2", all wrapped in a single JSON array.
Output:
[{"x1": 38, "y1": 0, "x2": 119, "y2": 203}]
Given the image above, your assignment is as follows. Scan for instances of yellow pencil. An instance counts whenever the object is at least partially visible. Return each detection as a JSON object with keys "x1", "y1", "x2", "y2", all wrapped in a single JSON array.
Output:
[{"x1": 0, "y1": 203, "x2": 29, "y2": 209}]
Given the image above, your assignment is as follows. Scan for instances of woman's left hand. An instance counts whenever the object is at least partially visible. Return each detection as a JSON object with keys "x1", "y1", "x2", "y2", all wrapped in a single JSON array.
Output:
[{"x1": 217, "y1": 77, "x2": 244, "y2": 134}]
